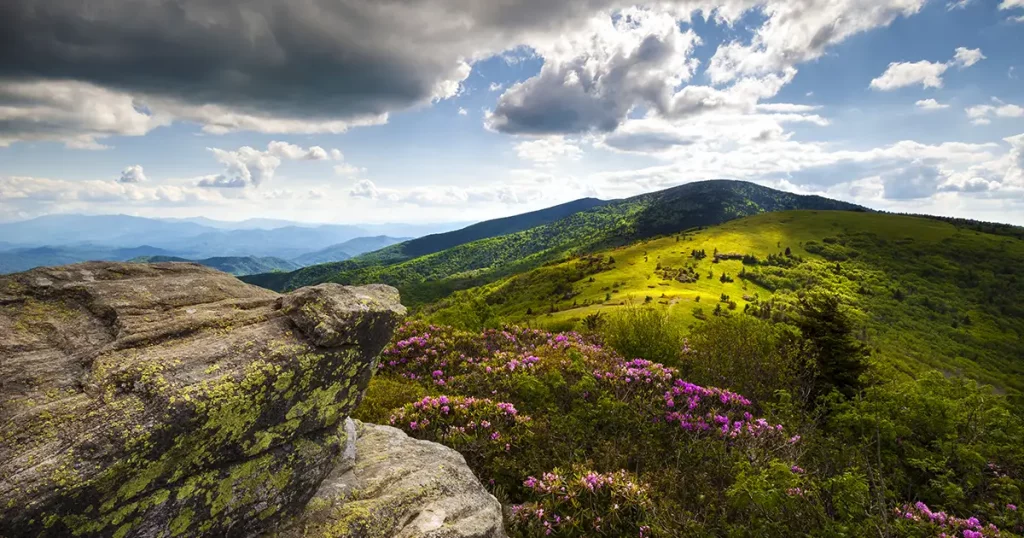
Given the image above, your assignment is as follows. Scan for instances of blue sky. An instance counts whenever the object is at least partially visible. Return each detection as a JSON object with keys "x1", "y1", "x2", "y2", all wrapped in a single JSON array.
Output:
[{"x1": 1, "y1": 0, "x2": 1022, "y2": 224}]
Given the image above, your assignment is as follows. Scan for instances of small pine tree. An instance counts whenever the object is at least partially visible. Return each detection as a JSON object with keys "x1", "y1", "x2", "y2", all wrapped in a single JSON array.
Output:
[
  {"x1": 526, "y1": 307, "x2": 533, "y2": 315},
  {"x1": 795, "y1": 293, "x2": 869, "y2": 402},
  {"x1": 785, "y1": 246, "x2": 792, "y2": 257}
]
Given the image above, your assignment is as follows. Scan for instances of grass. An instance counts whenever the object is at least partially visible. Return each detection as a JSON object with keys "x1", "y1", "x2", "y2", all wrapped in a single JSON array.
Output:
[{"x1": 423, "y1": 210, "x2": 1024, "y2": 402}]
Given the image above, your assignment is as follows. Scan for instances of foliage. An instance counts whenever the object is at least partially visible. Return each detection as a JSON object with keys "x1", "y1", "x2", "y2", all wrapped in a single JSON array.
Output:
[
  {"x1": 510, "y1": 467, "x2": 655, "y2": 537},
  {"x1": 602, "y1": 305, "x2": 685, "y2": 366},
  {"x1": 420, "y1": 210, "x2": 1024, "y2": 406},
  {"x1": 683, "y1": 315, "x2": 807, "y2": 408},
  {"x1": 353, "y1": 320, "x2": 1024, "y2": 537}
]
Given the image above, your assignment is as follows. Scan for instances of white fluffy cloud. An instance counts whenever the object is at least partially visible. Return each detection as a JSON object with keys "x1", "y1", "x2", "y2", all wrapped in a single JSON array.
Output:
[
  {"x1": 118, "y1": 165, "x2": 147, "y2": 184},
  {"x1": 349, "y1": 179, "x2": 543, "y2": 206},
  {"x1": 952, "y1": 47, "x2": 986, "y2": 68},
  {"x1": 998, "y1": 0, "x2": 1024, "y2": 21},
  {"x1": 966, "y1": 99, "x2": 1024, "y2": 125},
  {"x1": 705, "y1": 0, "x2": 926, "y2": 84},
  {"x1": 870, "y1": 60, "x2": 949, "y2": 90},
  {"x1": 0, "y1": 175, "x2": 233, "y2": 221},
  {"x1": 916, "y1": 99, "x2": 950, "y2": 110},
  {"x1": 487, "y1": 8, "x2": 703, "y2": 134},
  {"x1": 197, "y1": 141, "x2": 341, "y2": 188},
  {"x1": 0, "y1": 80, "x2": 172, "y2": 149},
  {"x1": 870, "y1": 47, "x2": 984, "y2": 91},
  {"x1": 515, "y1": 137, "x2": 584, "y2": 164}
]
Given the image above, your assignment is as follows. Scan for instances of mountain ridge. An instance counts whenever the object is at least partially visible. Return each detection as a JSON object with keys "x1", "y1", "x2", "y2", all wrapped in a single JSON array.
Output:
[{"x1": 242, "y1": 180, "x2": 866, "y2": 304}]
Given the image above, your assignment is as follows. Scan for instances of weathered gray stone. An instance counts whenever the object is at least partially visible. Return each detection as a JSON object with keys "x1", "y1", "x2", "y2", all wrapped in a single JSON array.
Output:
[
  {"x1": 0, "y1": 262, "x2": 406, "y2": 537},
  {"x1": 274, "y1": 419, "x2": 507, "y2": 538}
]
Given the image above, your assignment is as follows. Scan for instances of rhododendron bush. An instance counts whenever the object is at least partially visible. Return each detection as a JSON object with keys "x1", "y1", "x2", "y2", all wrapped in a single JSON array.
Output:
[{"x1": 354, "y1": 321, "x2": 1024, "y2": 537}]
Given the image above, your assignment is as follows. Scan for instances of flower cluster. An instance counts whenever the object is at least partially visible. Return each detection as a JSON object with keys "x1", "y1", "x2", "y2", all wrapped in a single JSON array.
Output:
[
  {"x1": 895, "y1": 502, "x2": 1002, "y2": 537},
  {"x1": 511, "y1": 467, "x2": 655, "y2": 537},
  {"x1": 389, "y1": 395, "x2": 531, "y2": 455},
  {"x1": 663, "y1": 379, "x2": 787, "y2": 440}
]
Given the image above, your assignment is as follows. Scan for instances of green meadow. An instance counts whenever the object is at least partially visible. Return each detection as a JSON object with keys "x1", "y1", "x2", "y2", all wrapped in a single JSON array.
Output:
[{"x1": 424, "y1": 210, "x2": 1024, "y2": 401}]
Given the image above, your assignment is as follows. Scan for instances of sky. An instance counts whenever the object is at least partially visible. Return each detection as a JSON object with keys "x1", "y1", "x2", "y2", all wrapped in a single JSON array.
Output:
[{"x1": 1, "y1": 0, "x2": 1023, "y2": 225}]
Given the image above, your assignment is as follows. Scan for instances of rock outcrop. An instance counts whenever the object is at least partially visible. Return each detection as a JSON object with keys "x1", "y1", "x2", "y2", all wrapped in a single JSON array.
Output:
[
  {"x1": 275, "y1": 419, "x2": 506, "y2": 538},
  {"x1": 0, "y1": 262, "x2": 407, "y2": 537}
]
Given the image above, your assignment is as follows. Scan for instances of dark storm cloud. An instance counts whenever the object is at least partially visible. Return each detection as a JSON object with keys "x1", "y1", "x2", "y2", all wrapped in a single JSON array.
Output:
[{"x1": 0, "y1": 0, "x2": 637, "y2": 126}]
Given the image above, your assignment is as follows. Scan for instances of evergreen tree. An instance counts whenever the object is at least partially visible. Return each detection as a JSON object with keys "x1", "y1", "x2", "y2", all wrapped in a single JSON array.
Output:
[{"x1": 794, "y1": 292, "x2": 869, "y2": 401}]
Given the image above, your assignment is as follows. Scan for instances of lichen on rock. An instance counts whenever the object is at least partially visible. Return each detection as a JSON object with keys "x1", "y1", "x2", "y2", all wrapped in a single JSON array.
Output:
[
  {"x1": 0, "y1": 262, "x2": 406, "y2": 537},
  {"x1": 273, "y1": 419, "x2": 507, "y2": 538}
]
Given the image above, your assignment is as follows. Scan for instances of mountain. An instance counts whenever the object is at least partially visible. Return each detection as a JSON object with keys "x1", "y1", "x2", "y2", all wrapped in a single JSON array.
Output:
[
  {"x1": 0, "y1": 214, "x2": 470, "y2": 259},
  {"x1": 152, "y1": 225, "x2": 372, "y2": 259},
  {"x1": 0, "y1": 215, "x2": 215, "y2": 247},
  {"x1": 291, "y1": 236, "x2": 409, "y2": 266},
  {"x1": 243, "y1": 180, "x2": 864, "y2": 304},
  {"x1": 130, "y1": 255, "x2": 301, "y2": 276},
  {"x1": 156, "y1": 216, "x2": 322, "y2": 230},
  {"x1": 0, "y1": 244, "x2": 178, "y2": 274}
]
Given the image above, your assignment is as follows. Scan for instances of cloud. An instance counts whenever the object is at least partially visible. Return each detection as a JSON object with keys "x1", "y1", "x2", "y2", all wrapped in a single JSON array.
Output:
[
  {"x1": 349, "y1": 178, "x2": 543, "y2": 206},
  {"x1": 489, "y1": 82, "x2": 504, "y2": 92},
  {"x1": 598, "y1": 107, "x2": 829, "y2": 157},
  {"x1": 486, "y1": 8, "x2": 703, "y2": 134},
  {"x1": 870, "y1": 60, "x2": 948, "y2": 90},
  {"x1": 0, "y1": 80, "x2": 171, "y2": 149},
  {"x1": 947, "y1": 0, "x2": 974, "y2": 9},
  {"x1": 704, "y1": 0, "x2": 926, "y2": 84},
  {"x1": 458, "y1": 107, "x2": 469, "y2": 116},
  {"x1": 333, "y1": 163, "x2": 366, "y2": 177},
  {"x1": 998, "y1": 0, "x2": 1024, "y2": 22},
  {"x1": 266, "y1": 141, "x2": 331, "y2": 161},
  {"x1": 0, "y1": 176, "x2": 232, "y2": 218},
  {"x1": 966, "y1": 99, "x2": 1024, "y2": 125},
  {"x1": 197, "y1": 141, "x2": 338, "y2": 189},
  {"x1": 870, "y1": 47, "x2": 984, "y2": 91},
  {"x1": 118, "y1": 165, "x2": 147, "y2": 184},
  {"x1": 880, "y1": 163, "x2": 948, "y2": 200},
  {"x1": 951, "y1": 47, "x2": 986, "y2": 68},
  {"x1": 514, "y1": 137, "x2": 584, "y2": 163},
  {"x1": 915, "y1": 99, "x2": 949, "y2": 110}
]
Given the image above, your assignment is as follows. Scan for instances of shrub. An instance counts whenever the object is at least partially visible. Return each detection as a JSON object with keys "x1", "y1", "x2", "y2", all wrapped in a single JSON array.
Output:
[
  {"x1": 510, "y1": 467, "x2": 656, "y2": 537},
  {"x1": 601, "y1": 305, "x2": 684, "y2": 366},
  {"x1": 684, "y1": 315, "x2": 807, "y2": 406}
]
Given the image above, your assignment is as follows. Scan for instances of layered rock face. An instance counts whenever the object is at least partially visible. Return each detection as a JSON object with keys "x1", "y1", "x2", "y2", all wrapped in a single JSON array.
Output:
[
  {"x1": 276, "y1": 419, "x2": 506, "y2": 538},
  {"x1": 0, "y1": 262, "x2": 409, "y2": 537}
]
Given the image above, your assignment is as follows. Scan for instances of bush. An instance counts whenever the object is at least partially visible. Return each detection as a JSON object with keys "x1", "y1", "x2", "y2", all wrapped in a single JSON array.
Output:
[
  {"x1": 684, "y1": 315, "x2": 807, "y2": 407},
  {"x1": 601, "y1": 305, "x2": 684, "y2": 366},
  {"x1": 510, "y1": 467, "x2": 655, "y2": 537}
]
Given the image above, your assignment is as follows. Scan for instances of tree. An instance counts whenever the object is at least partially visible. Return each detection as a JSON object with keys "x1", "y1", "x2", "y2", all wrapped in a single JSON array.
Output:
[
  {"x1": 794, "y1": 292, "x2": 869, "y2": 401},
  {"x1": 785, "y1": 246, "x2": 792, "y2": 257}
]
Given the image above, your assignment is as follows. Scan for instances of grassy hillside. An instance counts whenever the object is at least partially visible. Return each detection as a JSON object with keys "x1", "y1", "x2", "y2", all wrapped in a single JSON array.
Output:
[
  {"x1": 131, "y1": 255, "x2": 300, "y2": 276},
  {"x1": 243, "y1": 180, "x2": 864, "y2": 303},
  {"x1": 424, "y1": 210, "x2": 1024, "y2": 401}
]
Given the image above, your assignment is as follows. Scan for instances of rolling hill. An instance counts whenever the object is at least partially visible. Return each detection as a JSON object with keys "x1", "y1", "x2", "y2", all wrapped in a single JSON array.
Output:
[
  {"x1": 129, "y1": 255, "x2": 300, "y2": 276},
  {"x1": 423, "y1": 210, "x2": 1024, "y2": 402},
  {"x1": 291, "y1": 235, "x2": 408, "y2": 266},
  {"x1": 242, "y1": 180, "x2": 865, "y2": 304}
]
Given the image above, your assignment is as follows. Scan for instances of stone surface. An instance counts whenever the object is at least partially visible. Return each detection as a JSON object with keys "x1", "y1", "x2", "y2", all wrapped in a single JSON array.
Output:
[
  {"x1": 274, "y1": 419, "x2": 507, "y2": 538},
  {"x1": 0, "y1": 262, "x2": 406, "y2": 537}
]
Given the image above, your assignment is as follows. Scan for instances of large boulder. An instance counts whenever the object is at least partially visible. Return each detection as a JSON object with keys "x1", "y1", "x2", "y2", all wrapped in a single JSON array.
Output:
[
  {"x1": 274, "y1": 419, "x2": 506, "y2": 538},
  {"x1": 0, "y1": 262, "x2": 406, "y2": 537}
]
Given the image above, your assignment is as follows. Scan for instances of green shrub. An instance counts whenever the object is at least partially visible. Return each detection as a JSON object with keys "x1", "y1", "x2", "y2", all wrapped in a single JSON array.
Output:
[{"x1": 601, "y1": 305, "x2": 684, "y2": 366}]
